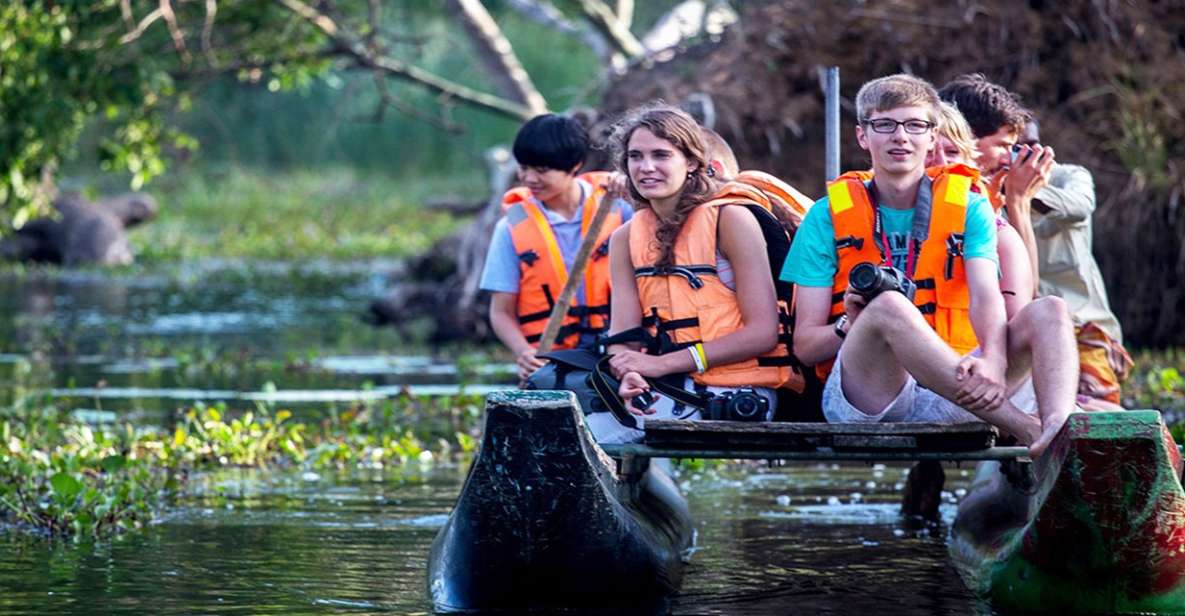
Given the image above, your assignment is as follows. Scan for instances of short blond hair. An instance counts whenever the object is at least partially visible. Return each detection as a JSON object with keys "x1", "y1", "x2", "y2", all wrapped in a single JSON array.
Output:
[
  {"x1": 699, "y1": 127, "x2": 739, "y2": 180},
  {"x1": 934, "y1": 101, "x2": 978, "y2": 164},
  {"x1": 855, "y1": 74, "x2": 940, "y2": 124}
]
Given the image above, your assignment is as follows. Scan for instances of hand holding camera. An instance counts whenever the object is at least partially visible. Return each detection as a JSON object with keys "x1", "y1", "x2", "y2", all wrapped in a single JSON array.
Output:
[
  {"x1": 1006, "y1": 143, "x2": 1056, "y2": 204},
  {"x1": 849, "y1": 262, "x2": 917, "y2": 302}
]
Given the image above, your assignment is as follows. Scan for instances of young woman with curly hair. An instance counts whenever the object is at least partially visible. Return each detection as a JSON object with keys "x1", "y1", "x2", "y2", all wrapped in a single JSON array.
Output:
[{"x1": 591, "y1": 105, "x2": 794, "y2": 443}]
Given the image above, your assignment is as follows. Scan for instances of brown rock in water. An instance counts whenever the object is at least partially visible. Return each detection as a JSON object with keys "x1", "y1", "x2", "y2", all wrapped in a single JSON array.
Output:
[{"x1": 1, "y1": 192, "x2": 158, "y2": 266}]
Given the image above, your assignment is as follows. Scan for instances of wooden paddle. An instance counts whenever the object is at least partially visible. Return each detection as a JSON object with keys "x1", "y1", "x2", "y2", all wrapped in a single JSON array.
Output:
[{"x1": 535, "y1": 189, "x2": 616, "y2": 354}]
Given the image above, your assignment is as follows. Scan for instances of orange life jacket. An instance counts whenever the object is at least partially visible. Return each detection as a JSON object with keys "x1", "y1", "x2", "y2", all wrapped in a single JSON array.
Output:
[
  {"x1": 838, "y1": 168, "x2": 992, "y2": 205},
  {"x1": 733, "y1": 170, "x2": 814, "y2": 232},
  {"x1": 503, "y1": 172, "x2": 624, "y2": 349},
  {"x1": 819, "y1": 164, "x2": 981, "y2": 378},
  {"x1": 628, "y1": 182, "x2": 806, "y2": 391},
  {"x1": 501, "y1": 171, "x2": 613, "y2": 214}
]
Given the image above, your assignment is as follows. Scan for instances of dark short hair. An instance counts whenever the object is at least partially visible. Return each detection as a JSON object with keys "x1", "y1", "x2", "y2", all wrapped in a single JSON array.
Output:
[
  {"x1": 512, "y1": 114, "x2": 589, "y2": 171},
  {"x1": 937, "y1": 74, "x2": 1031, "y2": 139}
]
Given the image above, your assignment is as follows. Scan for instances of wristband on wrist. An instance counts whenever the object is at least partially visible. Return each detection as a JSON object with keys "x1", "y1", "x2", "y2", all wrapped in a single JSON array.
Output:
[
  {"x1": 688, "y1": 346, "x2": 706, "y2": 373},
  {"x1": 695, "y1": 342, "x2": 709, "y2": 371},
  {"x1": 834, "y1": 314, "x2": 849, "y2": 339}
]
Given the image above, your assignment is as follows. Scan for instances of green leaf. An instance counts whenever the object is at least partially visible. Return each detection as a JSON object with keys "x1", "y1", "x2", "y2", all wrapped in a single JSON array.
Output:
[
  {"x1": 100, "y1": 455, "x2": 126, "y2": 473},
  {"x1": 50, "y1": 472, "x2": 82, "y2": 503}
]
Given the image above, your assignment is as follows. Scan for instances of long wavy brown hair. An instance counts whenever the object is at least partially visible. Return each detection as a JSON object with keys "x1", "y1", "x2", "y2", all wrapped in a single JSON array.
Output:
[{"x1": 612, "y1": 105, "x2": 720, "y2": 269}]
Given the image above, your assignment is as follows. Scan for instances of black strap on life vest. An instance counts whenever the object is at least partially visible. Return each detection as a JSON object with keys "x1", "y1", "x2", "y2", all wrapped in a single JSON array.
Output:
[
  {"x1": 834, "y1": 235, "x2": 865, "y2": 251},
  {"x1": 518, "y1": 279, "x2": 610, "y2": 345},
  {"x1": 518, "y1": 249, "x2": 540, "y2": 267},
  {"x1": 634, "y1": 264, "x2": 718, "y2": 290},
  {"x1": 944, "y1": 232, "x2": 965, "y2": 280}
]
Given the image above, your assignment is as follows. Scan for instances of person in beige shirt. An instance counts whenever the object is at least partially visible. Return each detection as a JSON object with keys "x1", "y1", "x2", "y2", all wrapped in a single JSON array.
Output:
[{"x1": 1023, "y1": 122, "x2": 1132, "y2": 407}]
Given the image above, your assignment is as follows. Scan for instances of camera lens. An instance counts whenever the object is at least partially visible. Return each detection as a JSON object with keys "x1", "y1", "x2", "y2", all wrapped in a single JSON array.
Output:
[
  {"x1": 850, "y1": 262, "x2": 879, "y2": 294},
  {"x1": 730, "y1": 394, "x2": 762, "y2": 419}
]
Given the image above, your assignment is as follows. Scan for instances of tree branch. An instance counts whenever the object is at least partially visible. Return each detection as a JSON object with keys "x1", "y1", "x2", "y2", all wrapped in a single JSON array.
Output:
[
  {"x1": 504, "y1": 0, "x2": 619, "y2": 66},
  {"x1": 119, "y1": 0, "x2": 134, "y2": 29},
  {"x1": 576, "y1": 0, "x2": 645, "y2": 58},
  {"x1": 275, "y1": 0, "x2": 536, "y2": 121},
  {"x1": 371, "y1": 72, "x2": 463, "y2": 133},
  {"x1": 616, "y1": 0, "x2": 633, "y2": 29},
  {"x1": 119, "y1": 8, "x2": 164, "y2": 45},
  {"x1": 158, "y1": 0, "x2": 193, "y2": 65},
  {"x1": 444, "y1": 0, "x2": 548, "y2": 115},
  {"x1": 201, "y1": 0, "x2": 218, "y2": 66}
]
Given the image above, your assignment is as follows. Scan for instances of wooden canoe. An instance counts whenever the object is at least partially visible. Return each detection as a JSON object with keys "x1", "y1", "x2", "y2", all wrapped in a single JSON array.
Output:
[
  {"x1": 950, "y1": 410, "x2": 1185, "y2": 614},
  {"x1": 427, "y1": 390, "x2": 694, "y2": 614}
]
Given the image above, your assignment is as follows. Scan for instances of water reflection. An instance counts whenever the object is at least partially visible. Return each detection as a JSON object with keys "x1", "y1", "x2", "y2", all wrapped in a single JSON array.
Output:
[
  {"x1": 0, "y1": 463, "x2": 994, "y2": 615},
  {"x1": 0, "y1": 263, "x2": 515, "y2": 414},
  {"x1": 1, "y1": 263, "x2": 996, "y2": 614}
]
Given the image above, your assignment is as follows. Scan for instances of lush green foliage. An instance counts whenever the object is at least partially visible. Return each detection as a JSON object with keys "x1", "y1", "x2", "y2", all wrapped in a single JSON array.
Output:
[
  {"x1": 0, "y1": 0, "x2": 326, "y2": 227},
  {"x1": 2, "y1": 2, "x2": 186, "y2": 224},
  {"x1": 1125, "y1": 349, "x2": 1185, "y2": 415},
  {"x1": 0, "y1": 393, "x2": 483, "y2": 539},
  {"x1": 0, "y1": 405, "x2": 177, "y2": 536}
]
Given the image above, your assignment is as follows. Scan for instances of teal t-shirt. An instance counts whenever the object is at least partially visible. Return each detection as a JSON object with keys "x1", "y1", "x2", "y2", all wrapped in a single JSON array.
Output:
[{"x1": 780, "y1": 182, "x2": 997, "y2": 287}]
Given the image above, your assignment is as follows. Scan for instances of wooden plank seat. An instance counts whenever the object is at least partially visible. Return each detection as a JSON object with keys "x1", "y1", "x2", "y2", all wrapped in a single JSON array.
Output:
[
  {"x1": 600, "y1": 420, "x2": 1031, "y2": 462},
  {"x1": 646, "y1": 420, "x2": 998, "y2": 451}
]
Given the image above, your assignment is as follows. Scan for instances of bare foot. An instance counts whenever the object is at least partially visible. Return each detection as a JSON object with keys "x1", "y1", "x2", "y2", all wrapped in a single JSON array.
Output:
[{"x1": 1028, "y1": 411, "x2": 1071, "y2": 458}]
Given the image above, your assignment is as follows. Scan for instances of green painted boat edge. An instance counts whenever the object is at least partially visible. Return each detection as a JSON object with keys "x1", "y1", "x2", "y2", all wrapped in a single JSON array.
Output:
[{"x1": 951, "y1": 410, "x2": 1185, "y2": 614}]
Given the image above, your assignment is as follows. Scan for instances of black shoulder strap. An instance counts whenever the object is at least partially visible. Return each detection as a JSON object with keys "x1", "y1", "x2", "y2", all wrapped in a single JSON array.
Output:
[
  {"x1": 738, "y1": 204, "x2": 795, "y2": 303},
  {"x1": 599, "y1": 326, "x2": 654, "y2": 348},
  {"x1": 590, "y1": 355, "x2": 714, "y2": 432},
  {"x1": 590, "y1": 355, "x2": 637, "y2": 429}
]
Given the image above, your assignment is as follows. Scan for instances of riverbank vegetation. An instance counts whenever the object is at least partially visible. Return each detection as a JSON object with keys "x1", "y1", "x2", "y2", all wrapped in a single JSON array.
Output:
[
  {"x1": 127, "y1": 167, "x2": 480, "y2": 262},
  {"x1": 2, "y1": 346, "x2": 1183, "y2": 540},
  {"x1": 0, "y1": 392, "x2": 483, "y2": 539}
]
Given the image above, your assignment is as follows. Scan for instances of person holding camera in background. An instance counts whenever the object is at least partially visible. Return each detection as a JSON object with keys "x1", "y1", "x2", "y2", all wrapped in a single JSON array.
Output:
[
  {"x1": 939, "y1": 76, "x2": 1133, "y2": 410},
  {"x1": 938, "y1": 74, "x2": 1050, "y2": 297},
  {"x1": 782, "y1": 74, "x2": 1078, "y2": 457},
  {"x1": 1020, "y1": 120, "x2": 1132, "y2": 410}
]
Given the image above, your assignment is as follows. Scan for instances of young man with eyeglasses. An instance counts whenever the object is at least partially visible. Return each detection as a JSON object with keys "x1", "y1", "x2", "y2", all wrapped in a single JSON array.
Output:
[{"x1": 781, "y1": 74, "x2": 1078, "y2": 456}]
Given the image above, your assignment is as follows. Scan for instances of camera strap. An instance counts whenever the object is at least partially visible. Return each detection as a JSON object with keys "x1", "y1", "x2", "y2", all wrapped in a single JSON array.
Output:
[
  {"x1": 590, "y1": 355, "x2": 717, "y2": 431},
  {"x1": 867, "y1": 180, "x2": 925, "y2": 278}
]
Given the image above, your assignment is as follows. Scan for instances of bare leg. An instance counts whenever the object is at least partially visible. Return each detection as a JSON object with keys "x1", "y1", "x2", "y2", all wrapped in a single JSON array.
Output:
[
  {"x1": 841, "y1": 293, "x2": 1042, "y2": 444},
  {"x1": 1005, "y1": 296, "x2": 1078, "y2": 456}
]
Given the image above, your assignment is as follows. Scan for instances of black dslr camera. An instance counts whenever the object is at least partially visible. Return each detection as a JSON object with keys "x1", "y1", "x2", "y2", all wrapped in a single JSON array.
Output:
[
  {"x1": 849, "y1": 262, "x2": 917, "y2": 302},
  {"x1": 703, "y1": 389, "x2": 768, "y2": 422}
]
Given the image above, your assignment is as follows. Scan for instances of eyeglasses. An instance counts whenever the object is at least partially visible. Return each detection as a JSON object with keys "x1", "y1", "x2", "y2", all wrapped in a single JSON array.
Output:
[{"x1": 862, "y1": 118, "x2": 935, "y2": 134}]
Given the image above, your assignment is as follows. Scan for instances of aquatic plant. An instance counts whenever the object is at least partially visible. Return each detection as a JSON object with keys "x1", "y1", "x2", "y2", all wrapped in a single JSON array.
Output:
[
  {"x1": 0, "y1": 391, "x2": 486, "y2": 539},
  {"x1": 0, "y1": 405, "x2": 179, "y2": 537}
]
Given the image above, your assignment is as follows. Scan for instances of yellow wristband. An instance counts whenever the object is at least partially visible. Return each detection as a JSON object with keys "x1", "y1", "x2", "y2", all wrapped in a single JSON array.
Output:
[{"x1": 694, "y1": 343, "x2": 709, "y2": 371}]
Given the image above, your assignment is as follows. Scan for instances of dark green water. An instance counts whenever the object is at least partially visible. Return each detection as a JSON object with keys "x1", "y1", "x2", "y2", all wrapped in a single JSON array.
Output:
[
  {"x1": 0, "y1": 263, "x2": 993, "y2": 614},
  {"x1": 0, "y1": 463, "x2": 987, "y2": 615}
]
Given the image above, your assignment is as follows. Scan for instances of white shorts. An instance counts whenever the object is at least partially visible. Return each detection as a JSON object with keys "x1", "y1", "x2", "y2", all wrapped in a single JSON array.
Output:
[
  {"x1": 587, "y1": 377, "x2": 776, "y2": 444},
  {"x1": 822, "y1": 348, "x2": 1037, "y2": 424}
]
